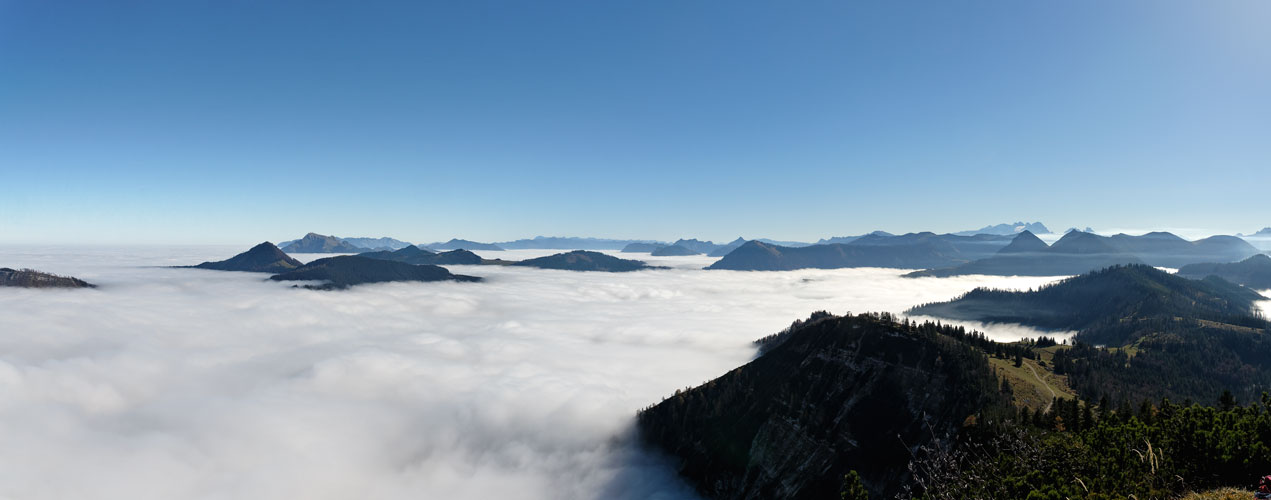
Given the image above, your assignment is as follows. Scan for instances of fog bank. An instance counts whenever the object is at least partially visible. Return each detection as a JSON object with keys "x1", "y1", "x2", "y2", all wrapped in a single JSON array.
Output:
[{"x1": 0, "y1": 246, "x2": 1064, "y2": 499}]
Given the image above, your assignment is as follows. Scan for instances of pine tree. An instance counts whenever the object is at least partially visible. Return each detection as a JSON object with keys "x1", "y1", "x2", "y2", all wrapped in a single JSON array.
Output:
[{"x1": 841, "y1": 470, "x2": 870, "y2": 500}]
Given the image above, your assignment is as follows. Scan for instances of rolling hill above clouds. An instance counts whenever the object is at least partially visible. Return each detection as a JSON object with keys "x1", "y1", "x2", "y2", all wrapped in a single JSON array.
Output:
[
  {"x1": 510, "y1": 250, "x2": 660, "y2": 272},
  {"x1": 270, "y1": 255, "x2": 481, "y2": 290},
  {"x1": 651, "y1": 245, "x2": 699, "y2": 256},
  {"x1": 1178, "y1": 254, "x2": 1271, "y2": 289},
  {"x1": 908, "y1": 264, "x2": 1265, "y2": 331},
  {"x1": 357, "y1": 246, "x2": 485, "y2": 266},
  {"x1": 0, "y1": 268, "x2": 94, "y2": 288},
  {"x1": 192, "y1": 242, "x2": 304, "y2": 273}
]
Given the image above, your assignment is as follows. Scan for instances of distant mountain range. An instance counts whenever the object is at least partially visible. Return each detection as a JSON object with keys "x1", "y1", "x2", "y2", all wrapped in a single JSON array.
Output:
[
  {"x1": 426, "y1": 239, "x2": 505, "y2": 251},
  {"x1": 193, "y1": 242, "x2": 304, "y2": 273},
  {"x1": 1239, "y1": 228, "x2": 1271, "y2": 237},
  {"x1": 1178, "y1": 254, "x2": 1271, "y2": 290},
  {"x1": 908, "y1": 230, "x2": 1261, "y2": 277},
  {"x1": 707, "y1": 232, "x2": 1014, "y2": 271},
  {"x1": 510, "y1": 250, "x2": 660, "y2": 272},
  {"x1": 278, "y1": 234, "x2": 412, "y2": 252},
  {"x1": 270, "y1": 256, "x2": 480, "y2": 290},
  {"x1": 494, "y1": 236, "x2": 663, "y2": 251},
  {"x1": 815, "y1": 231, "x2": 895, "y2": 245},
  {"x1": 338, "y1": 237, "x2": 414, "y2": 250},
  {"x1": 953, "y1": 221, "x2": 1051, "y2": 236},
  {"x1": 620, "y1": 242, "x2": 663, "y2": 253},
  {"x1": 0, "y1": 268, "x2": 95, "y2": 288},
  {"x1": 280, "y1": 233, "x2": 364, "y2": 253}
]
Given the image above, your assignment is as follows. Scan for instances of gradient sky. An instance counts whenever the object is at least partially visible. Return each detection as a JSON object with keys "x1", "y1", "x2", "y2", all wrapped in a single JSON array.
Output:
[{"x1": 2, "y1": 1, "x2": 1268, "y2": 245}]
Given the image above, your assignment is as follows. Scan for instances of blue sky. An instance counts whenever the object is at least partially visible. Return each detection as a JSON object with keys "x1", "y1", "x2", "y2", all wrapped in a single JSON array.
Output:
[{"x1": 2, "y1": 1, "x2": 1268, "y2": 245}]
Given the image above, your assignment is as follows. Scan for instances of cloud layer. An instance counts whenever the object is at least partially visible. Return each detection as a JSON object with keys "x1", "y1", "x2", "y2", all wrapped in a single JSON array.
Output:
[{"x1": 0, "y1": 246, "x2": 1066, "y2": 500}]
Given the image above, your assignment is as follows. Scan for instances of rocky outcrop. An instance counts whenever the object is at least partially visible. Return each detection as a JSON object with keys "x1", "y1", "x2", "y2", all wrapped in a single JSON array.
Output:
[{"x1": 0, "y1": 268, "x2": 95, "y2": 288}]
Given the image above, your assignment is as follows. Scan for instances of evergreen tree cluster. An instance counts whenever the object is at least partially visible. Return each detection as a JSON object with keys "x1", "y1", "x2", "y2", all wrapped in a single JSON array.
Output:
[{"x1": 911, "y1": 394, "x2": 1271, "y2": 499}]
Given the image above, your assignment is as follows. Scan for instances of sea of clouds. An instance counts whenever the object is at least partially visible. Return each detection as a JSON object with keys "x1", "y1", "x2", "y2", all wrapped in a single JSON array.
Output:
[{"x1": 0, "y1": 245, "x2": 1069, "y2": 500}]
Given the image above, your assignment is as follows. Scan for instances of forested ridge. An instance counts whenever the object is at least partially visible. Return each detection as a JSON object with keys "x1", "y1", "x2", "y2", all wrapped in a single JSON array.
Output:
[{"x1": 643, "y1": 264, "x2": 1271, "y2": 499}]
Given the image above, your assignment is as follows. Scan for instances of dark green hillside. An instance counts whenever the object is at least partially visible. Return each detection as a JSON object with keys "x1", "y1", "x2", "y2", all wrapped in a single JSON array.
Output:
[
  {"x1": 193, "y1": 242, "x2": 304, "y2": 273},
  {"x1": 1178, "y1": 254, "x2": 1271, "y2": 289},
  {"x1": 511, "y1": 251, "x2": 656, "y2": 272},
  {"x1": 269, "y1": 255, "x2": 481, "y2": 289},
  {"x1": 909, "y1": 265, "x2": 1264, "y2": 332},
  {"x1": 356, "y1": 245, "x2": 435, "y2": 263},
  {"x1": 638, "y1": 313, "x2": 1009, "y2": 499}
]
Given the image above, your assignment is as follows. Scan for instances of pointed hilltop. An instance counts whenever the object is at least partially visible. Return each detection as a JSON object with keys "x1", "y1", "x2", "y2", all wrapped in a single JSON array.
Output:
[
  {"x1": 996, "y1": 230, "x2": 1049, "y2": 254},
  {"x1": 280, "y1": 233, "x2": 362, "y2": 253},
  {"x1": 194, "y1": 242, "x2": 304, "y2": 273},
  {"x1": 1048, "y1": 230, "x2": 1119, "y2": 254}
]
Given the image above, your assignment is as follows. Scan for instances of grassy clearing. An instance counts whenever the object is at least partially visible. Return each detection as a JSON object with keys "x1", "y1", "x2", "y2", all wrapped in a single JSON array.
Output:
[
  {"x1": 989, "y1": 353, "x2": 1078, "y2": 411},
  {"x1": 1179, "y1": 487, "x2": 1253, "y2": 499}
]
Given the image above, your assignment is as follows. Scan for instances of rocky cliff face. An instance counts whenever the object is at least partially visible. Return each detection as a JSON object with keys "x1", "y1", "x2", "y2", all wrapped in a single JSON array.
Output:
[{"x1": 637, "y1": 313, "x2": 1004, "y2": 499}]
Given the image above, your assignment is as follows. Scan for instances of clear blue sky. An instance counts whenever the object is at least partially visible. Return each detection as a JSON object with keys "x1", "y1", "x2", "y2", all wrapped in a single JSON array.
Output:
[{"x1": 2, "y1": 1, "x2": 1268, "y2": 245}]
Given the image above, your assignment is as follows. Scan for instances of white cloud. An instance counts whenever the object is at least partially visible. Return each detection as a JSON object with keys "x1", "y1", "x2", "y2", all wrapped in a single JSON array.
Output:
[{"x1": 0, "y1": 246, "x2": 1065, "y2": 500}]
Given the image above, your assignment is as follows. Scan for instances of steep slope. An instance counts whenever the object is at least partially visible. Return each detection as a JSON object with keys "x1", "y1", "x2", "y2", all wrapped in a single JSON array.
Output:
[
  {"x1": 707, "y1": 238, "x2": 748, "y2": 257},
  {"x1": 269, "y1": 256, "x2": 481, "y2": 289},
  {"x1": 193, "y1": 242, "x2": 304, "y2": 273},
  {"x1": 638, "y1": 313, "x2": 1006, "y2": 499},
  {"x1": 0, "y1": 268, "x2": 94, "y2": 288},
  {"x1": 908, "y1": 264, "x2": 1265, "y2": 332},
  {"x1": 651, "y1": 245, "x2": 700, "y2": 256},
  {"x1": 1178, "y1": 254, "x2": 1271, "y2": 289},
  {"x1": 510, "y1": 251, "x2": 655, "y2": 272},
  {"x1": 280, "y1": 233, "x2": 362, "y2": 253}
]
